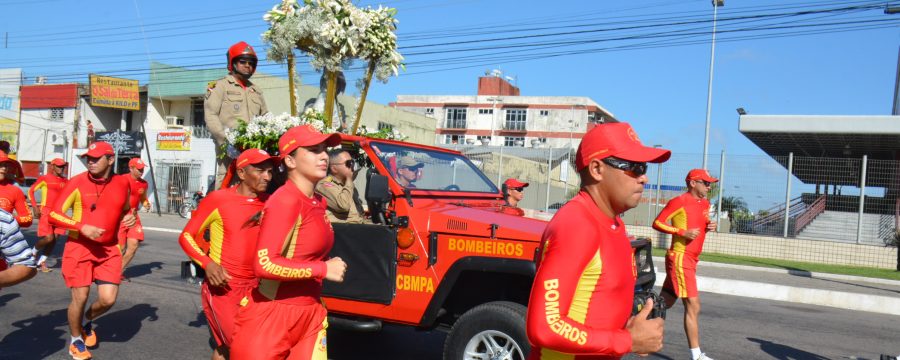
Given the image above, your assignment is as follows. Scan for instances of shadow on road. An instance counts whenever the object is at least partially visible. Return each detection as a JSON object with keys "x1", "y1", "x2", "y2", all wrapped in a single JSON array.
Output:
[
  {"x1": 748, "y1": 337, "x2": 829, "y2": 360},
  {"x1": 124, "y1": 261, "x2": 164, "y2": 279},
  {"x1": 94, "y1": 303, "x2": 160, "y2": 344},
  {"x1": 0, "y1": 293, "x2": 21, "y2": 307},
  {"x1": 0, "y1": 308, "x2": 68, "y2": 360}
]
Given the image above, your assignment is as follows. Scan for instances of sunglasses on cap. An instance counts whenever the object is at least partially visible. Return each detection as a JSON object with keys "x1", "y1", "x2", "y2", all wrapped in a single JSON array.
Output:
[{"x1": 602, "y1": 157, "x2": 647, "y2": 177}]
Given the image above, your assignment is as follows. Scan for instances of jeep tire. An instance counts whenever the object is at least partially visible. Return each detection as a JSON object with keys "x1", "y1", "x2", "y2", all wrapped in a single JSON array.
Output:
[{"x1": 442, "y1": 301, "x2": 530, "y2": 360}]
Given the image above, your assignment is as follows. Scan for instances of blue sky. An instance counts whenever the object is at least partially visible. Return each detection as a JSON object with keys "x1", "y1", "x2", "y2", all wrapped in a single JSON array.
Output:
[{"x1": 1, "y1": 0, "x2": 899, "y2": 160}]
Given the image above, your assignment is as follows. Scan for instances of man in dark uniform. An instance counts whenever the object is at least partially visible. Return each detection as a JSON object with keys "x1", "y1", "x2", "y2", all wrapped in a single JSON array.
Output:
[{"x1": 205, "y1": 41, "x2": 269, "y2": 189}]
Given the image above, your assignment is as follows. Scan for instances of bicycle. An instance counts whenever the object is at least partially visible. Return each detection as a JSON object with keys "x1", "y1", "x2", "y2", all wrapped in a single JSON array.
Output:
[{"x1": 178, "y1": 191, "x2": 205, "y2": 219}]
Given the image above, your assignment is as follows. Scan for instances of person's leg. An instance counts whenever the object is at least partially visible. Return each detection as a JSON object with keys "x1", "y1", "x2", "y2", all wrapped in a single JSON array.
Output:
[
  {"x1": 682, "y1": 297, "x2": 701, "y2": 349},
  {"x1": 87, "y1": 283, "x2": 120, "y2": 321},
  {"x1": 286, "y1": 306, "x2": 328, "y2": 360},
  {"x1": 121, "y1": 238, "x2": 140, "y2": 271},
  {"x1": 35, "y1": 235, "x2": 57, "y2": 272},
  {"x1": 0, "y1": 264, "x2": 36, "y2": 287},
  {"x1": 68, "y1": 286, "x2": 91, "y2": 337}
]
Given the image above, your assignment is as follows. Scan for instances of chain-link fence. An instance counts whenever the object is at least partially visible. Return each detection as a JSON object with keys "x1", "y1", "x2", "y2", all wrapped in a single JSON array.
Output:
[{"x1": 439, "y1": 145, "x2": 899, "y2": 270}]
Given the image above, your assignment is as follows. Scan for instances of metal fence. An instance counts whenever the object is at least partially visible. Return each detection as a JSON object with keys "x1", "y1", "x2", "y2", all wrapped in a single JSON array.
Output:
[
  {"x1": 152, "y1": 160, "x2": 204, "y2": 215},
  {"x1": 438, "y1": 145, "x2": 899, "y2": 269}
]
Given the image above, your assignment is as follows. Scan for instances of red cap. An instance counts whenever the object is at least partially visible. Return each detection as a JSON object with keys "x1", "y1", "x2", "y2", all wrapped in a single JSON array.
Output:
[
  {"x1": 686, "y1": 168, "x2": 718, "y2": 183},
  {"x1": 50, "y1": 158, "x2": 67, "y2": 166},
  {"x1": 277, "y1": 125, "x2": 341, "y2": 158},
  {"x1": 236, "y1": 148, "x2": 277, "y2": 169},
  {"x1": 128, "y1": 158, "x2": 146, "y2": 170},
  {"x1": 575, "y1": 122, "x2": 670, "y2": 170},
  {"x1": 504, "y1": 178, "x2": 529, "y2": 188},
  {"x1": 81, "y1": 141, "x2": 115, "y2": 158},
  {"x1": 0, "y1": 151, "x2": 23, "y2": 180}
]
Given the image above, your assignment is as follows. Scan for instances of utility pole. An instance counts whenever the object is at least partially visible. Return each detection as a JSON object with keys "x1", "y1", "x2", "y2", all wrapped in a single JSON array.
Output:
[
  {"x1": 702, "y1": 0, "x2": 724, "y2": 169},
  {"x1": 886, "y1": 5, "x2": 900, "y2": 114}
]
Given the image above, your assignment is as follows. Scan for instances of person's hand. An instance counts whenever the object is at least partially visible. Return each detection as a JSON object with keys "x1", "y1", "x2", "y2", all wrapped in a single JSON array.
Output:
[
  {"x1": 706, "y1": 221, "x2": 717, "y2": 232},
  {"x1": 122, "y1": 213, "x2": 137, "y2": 228},
  {"x1": 325, "y1": 257, "x2": 347, "y2": 282},
  {"x1": 143, "y1": 201, "x2": 152, "y2": 212},
  {"x1": 81, "y1": 224, "x2": 105, "y2": 241},
  {"x1": 627, "y1": 298, "x2": 665, "y2": 355},
  {"x1": 683, "y1": 229, "x2": 701, "y2": 240},
  {"x1": 205, "y1": 262, "x2": 231, "y2": 287}
]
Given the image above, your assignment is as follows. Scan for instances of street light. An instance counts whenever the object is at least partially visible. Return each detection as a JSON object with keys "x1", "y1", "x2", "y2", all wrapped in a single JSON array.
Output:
[{"x1": 702, "y1": 0, "x2": 724, "y2": 170}]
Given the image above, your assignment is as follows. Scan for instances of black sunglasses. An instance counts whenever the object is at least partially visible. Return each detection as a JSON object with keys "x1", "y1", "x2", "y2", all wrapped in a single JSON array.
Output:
[
  {"x1": 694, "y1": 180, "x2": 712, "y2": 187},
  {"x1": 508, "y1": 187, "x2": 524, "y2": 192},
  {"x1": 331, "y1": 160, "x2": 354, "y2": 168},
  {"x1": 236, "y1": 59, "x2": 257, "y2": 66},
  {"x1": 602, "y1": 157, "x2": 648, "y2": 177}
]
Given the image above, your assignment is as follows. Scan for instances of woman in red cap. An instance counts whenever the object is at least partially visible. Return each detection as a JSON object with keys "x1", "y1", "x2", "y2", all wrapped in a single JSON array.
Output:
[
  {"x1": 0, "y1": 151, "x2": 33, "y2": 229},
  {"x1": 230, "y1": 125, "x2": 347, "y2": 360},
  {"x1": 503, "y1": 178, "x2": 529, "y2": 208}
]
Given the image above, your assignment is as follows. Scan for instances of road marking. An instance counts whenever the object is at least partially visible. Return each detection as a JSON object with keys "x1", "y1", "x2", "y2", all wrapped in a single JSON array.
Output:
[{"x1": 143, "y1": 226, "x2": 181, "y2": 234}]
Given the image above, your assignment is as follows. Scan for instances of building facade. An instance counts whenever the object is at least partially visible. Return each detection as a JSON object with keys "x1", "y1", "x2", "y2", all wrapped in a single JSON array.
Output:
[{"x1": 392, "y1": 73, "x2": 616, "y2": 148}]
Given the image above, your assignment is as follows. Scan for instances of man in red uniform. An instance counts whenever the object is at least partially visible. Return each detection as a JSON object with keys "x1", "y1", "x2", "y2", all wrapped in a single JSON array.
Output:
[
  {"x1": 652, "y1": 168, "x2": 719, "y2": 360},
  {"x1": 503, "y1": 178, "x2": 529, "y2": 208},
  {"x1": 0, "y1": 151, "x2": 33, "y2": 228},
  {"x1": 526, "y1": 122, "x2": 668, "y2": 359},
  {"x1": 178, "y1": 148, "x2": 274, "y2": 360},
  {"x1": 30, "y1": 158, "x2": 69, "y2": 273},
  {"x1": 230, "y1": 125, "x2": 347, "y2": 360},
  {"x1": 49, "y1": 141, "x2": 136, "y2": 360},
  {"x1": 118, "y1": 158, "x2": 151, "y2": 278}
]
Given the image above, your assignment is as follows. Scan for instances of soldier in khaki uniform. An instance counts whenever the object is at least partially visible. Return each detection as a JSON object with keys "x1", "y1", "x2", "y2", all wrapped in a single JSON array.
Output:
[
  {"x1": 205, "y1": 41, "x2": 269, "y2": 189},
  {"x1": 315, "y1": 149, "x2": 365, "y2": 223}
]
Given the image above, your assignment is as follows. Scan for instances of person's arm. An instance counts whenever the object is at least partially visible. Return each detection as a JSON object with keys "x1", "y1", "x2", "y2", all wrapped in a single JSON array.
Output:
[
  {"x1": 177, "y1": 194, "x2": 218, "y2": 269},
  {"x1": 48, "y1": 179, "x2": 85, "y2": 232},
  {"x1": 316, "y1": 181, "x2": 354, "y2": 215},
  {"x1": 253, "y1": 198, "x2": 327, "y2": 281},
  {"x1": 28, "y1": 176, "x2": 46, "y2": 210},
  {"x1": 526, "y1": 223, "x2": 632, "y2": 356},
  {"x1": 256, "y1": 87, "x2": 268, "y2": 115},
  {"x1": 652, "y1": 198, "x2": 686, "y2": 237},
  {"x1": 12, "y1": 190, "x2": 33, "y2": 228},
  {"x1": 204, "y1": 80, "x2": 227, "y2": 146}
]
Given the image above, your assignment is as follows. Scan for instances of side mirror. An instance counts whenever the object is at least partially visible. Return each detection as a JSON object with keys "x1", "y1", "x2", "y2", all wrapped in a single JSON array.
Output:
[{"x1": 365, "y1": 173, "x2": 391, "y2": 224}]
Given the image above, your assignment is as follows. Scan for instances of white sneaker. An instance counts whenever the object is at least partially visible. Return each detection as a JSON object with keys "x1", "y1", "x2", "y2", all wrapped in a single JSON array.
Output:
[{"x1": 696, "y1": 353, "x2": 714, "y2": 360}]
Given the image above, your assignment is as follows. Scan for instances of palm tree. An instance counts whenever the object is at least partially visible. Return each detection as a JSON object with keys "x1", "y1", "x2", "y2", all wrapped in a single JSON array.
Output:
[{"x1": 717, "y1": 196, "x2": 749, "y2": 232}]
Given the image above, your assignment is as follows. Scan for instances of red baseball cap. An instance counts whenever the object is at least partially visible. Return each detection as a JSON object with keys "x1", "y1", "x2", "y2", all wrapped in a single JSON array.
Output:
[
  {"x1": 0, "y1": 151, "x2": 23, "y2": 179},
  {"x1": 686, "y1": 168, "x2": 718, "y2": 183},
  {"x1": 277, "y1": 125, "x2": 341, "y2": 158},
  {"x1": 81, "y1": 141, "x2": 114, "y2": 158},
  {"x1": 50, "y1": 158, "x2": 68, "y2": 166},
  {"x1": 236, "y1": 148, "x2": 277, "y2": 169},
  {"x1": 504, "y1": 178, "x2": 529, "y2": 188},
  {"x1": 575, "y1": 122, "x2": 670, "y2": 170},
  {"x1": 128, "y1": 158, "x2": 146, "y2": 170}
]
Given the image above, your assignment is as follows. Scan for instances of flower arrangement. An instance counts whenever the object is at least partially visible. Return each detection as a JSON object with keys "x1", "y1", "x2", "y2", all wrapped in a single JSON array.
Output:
[{"x1": 221, "y1": 109, "x2": 325, "y2": 158}]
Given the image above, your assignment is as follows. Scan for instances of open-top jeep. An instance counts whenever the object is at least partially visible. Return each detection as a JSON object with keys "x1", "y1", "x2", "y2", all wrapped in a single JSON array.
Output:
[{"x1": 323, "y1": 135, "x2": 658, "y2": 359}]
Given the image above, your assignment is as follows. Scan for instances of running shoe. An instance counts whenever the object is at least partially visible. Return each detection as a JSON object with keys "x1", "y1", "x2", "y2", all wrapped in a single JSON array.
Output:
[
  {"x1": 82, "y1": 324, "x2": 97, "y2": 347},
  {"x1": 696, "y1": 354, "x2": 714, "y2": 360},
  {"x1": 69, "y1": 339, "x2": 92, "y2": 360}
]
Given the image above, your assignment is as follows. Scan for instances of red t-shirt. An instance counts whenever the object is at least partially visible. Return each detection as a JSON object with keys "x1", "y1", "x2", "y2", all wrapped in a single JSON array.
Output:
[
  {"x1": 0, "y1": 181, "x2": 32, "y2": 227},
  {"x1": 652, "y1": 192, "x2": 711, "y2": 258},
  {"x1": 526, "y1": 191, "x2": 636, "y2": 359},
  {"x1": 252, "y1": 182, "x2": 334, "y2": 306},
  {"x1": 178, "y1": 187, "x2": 267, "y2": 281},
  {"x1": 120, "y1": 174, "x2": 149, "y2": 210},
  {"x1": 29, "y1": 174, "x2": 68, "y2": 211},
  {"x1": 49, "y1": 172, "x2": 130, "y2": 245}
]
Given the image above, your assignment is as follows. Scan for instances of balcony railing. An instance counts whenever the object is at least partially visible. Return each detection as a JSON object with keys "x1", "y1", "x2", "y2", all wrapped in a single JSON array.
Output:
[
  {"x1": 444, "y1": 119, "x2": 467, "y2": 129},
  {"x1": 503, "y1": 121, "x2": 527, "y2": 132}
]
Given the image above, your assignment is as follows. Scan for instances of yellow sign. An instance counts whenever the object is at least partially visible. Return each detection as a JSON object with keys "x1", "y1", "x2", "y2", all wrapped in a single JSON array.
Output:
[
  {"x1": 156, "y1": 130, "x2": 192, "y2": 151},
  {"x1": 90, "y1": 75, "x2": 140, "y2": 111}
]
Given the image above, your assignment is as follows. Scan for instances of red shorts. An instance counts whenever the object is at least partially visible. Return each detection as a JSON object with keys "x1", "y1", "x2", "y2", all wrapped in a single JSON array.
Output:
[
  {"x1": 117, "y1": 216, "x2": 144, "y2": 248},
  {"x1": 663, "y1": 251, "x2": 698, "y2": 298},
  {"x1": 201, "y1": 279, "x2": 257, "y2": 347},
  {"x1": 230, "y1": 293, "x2": 328, "y2": 360},
  {"x1": 61, "y1": 240, "x2": 122, "y2": 288},
  {"x1": 37, "y1": 207, "x2": 67, "y2": 237}
]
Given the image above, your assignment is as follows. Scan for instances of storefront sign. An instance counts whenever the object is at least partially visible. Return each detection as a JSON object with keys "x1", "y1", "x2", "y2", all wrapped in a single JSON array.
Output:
[
  {"x1": 157, "y1": 130, "x2": 192, "y2": 151},
  {"x1": 0, "y1": 69, "x2": 22, "y2": 150},
  {"x1": 96, "y1": 131, "x2": 142, "y2": 156},
  {"x1": 90, "y1": 75, "x2": 140, "y2": 111}
]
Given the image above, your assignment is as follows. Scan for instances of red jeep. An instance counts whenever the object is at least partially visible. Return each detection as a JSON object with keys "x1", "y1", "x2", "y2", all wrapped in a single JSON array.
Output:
[{"x1": 323, "y1": 135, "x2": 657, "y2": 359}]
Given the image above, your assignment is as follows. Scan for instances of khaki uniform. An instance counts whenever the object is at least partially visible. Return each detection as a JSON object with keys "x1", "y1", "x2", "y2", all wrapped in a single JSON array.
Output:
[
  {"x1": 204, "y1": 74, "x2": 269, "y2": 188},
  {"x1": 315, "y1": 175, "x2": 364, "y2": 224}
]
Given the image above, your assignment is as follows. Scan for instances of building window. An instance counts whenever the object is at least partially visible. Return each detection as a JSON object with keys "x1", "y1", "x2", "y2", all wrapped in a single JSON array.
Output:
[
  {"x1": 377, "y1": 122, "x2": 393, "y2": 132},
  {"x1": 504, "y1": 136, "x2": 525, "y2": 147},
  {"x1": 445, "y1": 134, "x2": 464, "y2": 144},
  {"x1": 191, "y1": 99, "x2": 206, "y2": 127},
  {"x1": 538, "y1": 137, "x2": 547, "y2": 143},
  {"x1": 50, "y1": 108, "x2": 64, "y2": 121},
  {"x1": 478, "y1": 108, "x2": 493, "y2": 115},
  {"x1": 425, "y1": 108, "x2": 434, "y2": 116},
  {"x1": 504, "y1": 109, "x2": 527, "y2": 131},
  {"x1": 539, "y1": 110, "x2": 549, "y2": 116},
  {"x1": 445, "y1": 107, "x2": 467, "y2": 129}
]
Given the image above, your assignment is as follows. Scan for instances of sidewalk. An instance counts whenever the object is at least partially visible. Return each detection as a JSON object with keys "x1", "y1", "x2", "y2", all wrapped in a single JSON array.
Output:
[{"x1": 137, "y1": 214, "x2": 900, "y2": 316}]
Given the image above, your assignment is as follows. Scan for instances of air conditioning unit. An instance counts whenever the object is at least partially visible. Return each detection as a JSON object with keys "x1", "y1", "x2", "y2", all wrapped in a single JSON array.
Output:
[
  {"x1": 165, "y1": 116, "x2": 184, "y2": 128},
  {"x1": 50, "y1": 133, "x2": 65, "y2": 146}
]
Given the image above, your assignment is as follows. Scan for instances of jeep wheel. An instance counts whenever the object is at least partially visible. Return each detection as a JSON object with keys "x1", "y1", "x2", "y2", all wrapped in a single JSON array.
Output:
[{"x1": 443, "y1": 301, "x2": 529, "y2": 360}]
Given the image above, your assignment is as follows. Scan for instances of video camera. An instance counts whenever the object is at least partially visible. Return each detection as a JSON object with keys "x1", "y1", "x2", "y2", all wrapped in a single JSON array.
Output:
[{"x1": 631, "y1": 237, "x2": 666, "y2": 320}]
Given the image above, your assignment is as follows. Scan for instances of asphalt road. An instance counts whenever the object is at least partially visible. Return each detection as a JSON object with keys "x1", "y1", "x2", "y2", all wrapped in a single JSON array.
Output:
[{"x1": 1, "y1": 226, "x2": 898, "y2": 360}]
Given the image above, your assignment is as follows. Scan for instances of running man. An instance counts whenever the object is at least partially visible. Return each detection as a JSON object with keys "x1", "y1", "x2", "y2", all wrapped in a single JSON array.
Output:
[
  {"x1": 0, "y1": 151, "x2": 33, "y2": 229},
  {"x1": 118, "y1": 158, "x2": 151, "y2": 278},
  {"x1": 0, "y1": 209, "x2": 36, "y2": 289},
  {"x1": 526, "y1": 122, "x2": 668, "y2": 359},
  {"x1": 230, "y1": 125, "x2": 347, "y2": 360},
  {"x1": 652, "y1": 168, "x2": 719, "y2": 360},
  {"x1": 49, "y1": 142, "x2": 135, "y2": 360},
  {"x1": 178, "y1": 148, "x2": 274, "y2": 360},
  {"x1": 30, "y1": 158, "x2": 69, "y2": 273}
]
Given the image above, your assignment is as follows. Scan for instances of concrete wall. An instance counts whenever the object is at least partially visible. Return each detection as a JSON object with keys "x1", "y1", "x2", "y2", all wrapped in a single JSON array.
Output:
[{"x1": 628, "y1": 225, "x2": 897, "y2": 270}]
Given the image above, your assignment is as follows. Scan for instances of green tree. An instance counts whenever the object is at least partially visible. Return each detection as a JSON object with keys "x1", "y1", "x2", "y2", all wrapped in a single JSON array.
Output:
[{"x1": 717, "y1": 196, "x2": 749, "y2": 232}]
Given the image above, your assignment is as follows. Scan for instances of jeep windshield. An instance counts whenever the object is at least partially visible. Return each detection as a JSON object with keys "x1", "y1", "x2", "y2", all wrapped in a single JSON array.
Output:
[{"x1": 370, "y1": 141, "x2": 499, "y2": 193}]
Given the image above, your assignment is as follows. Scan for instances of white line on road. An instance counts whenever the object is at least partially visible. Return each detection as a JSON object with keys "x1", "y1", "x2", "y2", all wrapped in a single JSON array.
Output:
[{"x1": 143, "y1": 226, "x2": 182, "y2": 234}]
